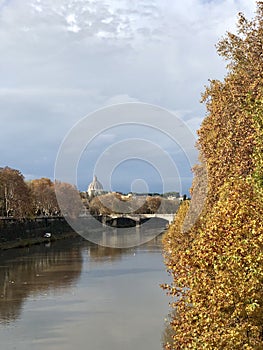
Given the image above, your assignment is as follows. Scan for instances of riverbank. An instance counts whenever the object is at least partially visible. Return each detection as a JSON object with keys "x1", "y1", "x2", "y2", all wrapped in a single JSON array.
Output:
[
  {"x1": 0, "y1": 230, "x2": 79, "y2": 250},
  {"x1": 0, "y1": 215, "x2": 170, "y2": 250},
  {"x1": 0, "y1": 217, "x2": 79, "y2": 250}
]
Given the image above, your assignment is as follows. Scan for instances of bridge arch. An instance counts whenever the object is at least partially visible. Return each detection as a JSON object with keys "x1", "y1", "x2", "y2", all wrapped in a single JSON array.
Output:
[{"x1": 97, "y1": 213, "x2": 174, "y2": 228}]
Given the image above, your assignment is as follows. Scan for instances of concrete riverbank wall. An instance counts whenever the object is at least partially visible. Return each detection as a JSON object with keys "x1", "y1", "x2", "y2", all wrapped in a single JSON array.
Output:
[{"x1": 0, "y1": 217, "x2": 77, "y2": 249}]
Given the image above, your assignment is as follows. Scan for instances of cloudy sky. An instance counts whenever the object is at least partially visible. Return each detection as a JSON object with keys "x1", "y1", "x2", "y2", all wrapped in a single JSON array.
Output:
[{"x1": 0, "y1": 0, "x2": 257, "y2": 194}]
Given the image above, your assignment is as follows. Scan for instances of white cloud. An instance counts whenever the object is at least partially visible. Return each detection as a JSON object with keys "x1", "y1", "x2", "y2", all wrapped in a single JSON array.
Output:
[
  {"x1": 0, "y1": 0, "x2": 257, "y2": 191},
  {"x1": 104, "y1": 94, "x2": 138, "y2": 105}
]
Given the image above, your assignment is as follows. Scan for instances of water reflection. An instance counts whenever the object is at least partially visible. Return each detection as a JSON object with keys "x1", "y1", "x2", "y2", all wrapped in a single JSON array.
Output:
[
  {"x1": 0, "y1": 240, "x2": 83, "y2": 324},
  {"x1": 0, "y1": 234, "x2": 164, "y2": 325},
  {"x1": 76, "y1": 216, "x2": 167, "y2": 248}
]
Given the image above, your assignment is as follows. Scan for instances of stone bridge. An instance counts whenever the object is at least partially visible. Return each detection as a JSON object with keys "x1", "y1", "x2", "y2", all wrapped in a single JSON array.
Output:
[{"x1": 103, "y1": 213, "x2": 175, "y2": 226}]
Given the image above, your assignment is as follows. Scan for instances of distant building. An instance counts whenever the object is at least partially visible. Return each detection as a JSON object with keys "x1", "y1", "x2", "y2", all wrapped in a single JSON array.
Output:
[
  {"x1": 163, "y1": 192, "x2": 180, "y2": 199},
  {"x1": 87, "y1": 175, "x2": 103, "y2": 197},
  {"x1": 167, "y1": 195, "x2": 180, "y2": 201}
]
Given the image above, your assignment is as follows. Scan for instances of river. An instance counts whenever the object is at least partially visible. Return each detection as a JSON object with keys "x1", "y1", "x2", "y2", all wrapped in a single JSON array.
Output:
[{"x1": 0, "y1": 234, "x2": 170, "y2": 350}]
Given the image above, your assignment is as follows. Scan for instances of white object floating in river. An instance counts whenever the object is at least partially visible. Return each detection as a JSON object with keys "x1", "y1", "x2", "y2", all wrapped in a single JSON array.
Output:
[{"x1": 44, "y1": 232, "x2": 52, "y2": 238}]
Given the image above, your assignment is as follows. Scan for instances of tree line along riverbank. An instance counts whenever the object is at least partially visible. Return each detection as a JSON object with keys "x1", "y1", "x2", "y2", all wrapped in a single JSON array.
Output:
[
  {"x1": 0, "y1": 166, "x2": 181, "y2": 249},
  {"x1": 0, "y1": 167, "x2": 180, "y2": 219}
]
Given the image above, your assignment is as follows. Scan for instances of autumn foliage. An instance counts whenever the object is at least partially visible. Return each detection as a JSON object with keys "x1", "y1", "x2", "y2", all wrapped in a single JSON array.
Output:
[
  {"x1": 89, "y1": 192, "x2": 179, "y2": 216},
  {"x1": 28, "y1": 178, "x2": 59, "y2": 216},
  {"x1": 163, "y1": 3, "x2": 263, "y2": 349},
  {"x1": 0, "y1": 167, "x2": 32, "y2": 218}
]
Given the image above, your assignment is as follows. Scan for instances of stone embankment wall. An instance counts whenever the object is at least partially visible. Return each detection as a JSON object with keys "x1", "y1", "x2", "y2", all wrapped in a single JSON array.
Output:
[{"x1": 0, "y1": 217, "x2": 76, "y2": 248}]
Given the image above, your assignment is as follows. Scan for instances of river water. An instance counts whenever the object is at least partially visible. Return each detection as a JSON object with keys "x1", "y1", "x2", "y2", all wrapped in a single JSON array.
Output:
[{"x1": 0, "y1": 234, "x2": 170, "y2": 350}]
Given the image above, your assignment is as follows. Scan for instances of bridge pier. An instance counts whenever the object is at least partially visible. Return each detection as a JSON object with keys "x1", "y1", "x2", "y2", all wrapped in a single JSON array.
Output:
[{"x1": 102, "y1": 216, "x2": 107, "y2": 227}]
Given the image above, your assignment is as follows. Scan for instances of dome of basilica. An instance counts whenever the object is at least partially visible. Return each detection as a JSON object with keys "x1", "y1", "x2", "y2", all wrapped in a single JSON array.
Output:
[{"x1": 87, "y1": 175, "x2": 103, "y2": 197}]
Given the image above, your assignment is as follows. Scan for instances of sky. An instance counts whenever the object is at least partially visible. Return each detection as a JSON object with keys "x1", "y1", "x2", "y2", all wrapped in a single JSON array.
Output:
[{"x1": 0, "y1": 0, "x2": 257, "y2": 194}]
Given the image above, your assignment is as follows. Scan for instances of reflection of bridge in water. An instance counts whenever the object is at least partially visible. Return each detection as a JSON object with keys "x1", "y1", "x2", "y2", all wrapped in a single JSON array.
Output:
[{"x1": 77, "y1": 213, "x2": 175, "y2": 247}]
